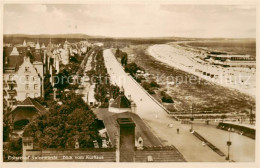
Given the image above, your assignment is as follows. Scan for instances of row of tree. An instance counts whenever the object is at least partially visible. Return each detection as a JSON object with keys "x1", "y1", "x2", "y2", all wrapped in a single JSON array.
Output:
[{"x1": 115, "y1": 48, "x2": 128, "y2": 66}]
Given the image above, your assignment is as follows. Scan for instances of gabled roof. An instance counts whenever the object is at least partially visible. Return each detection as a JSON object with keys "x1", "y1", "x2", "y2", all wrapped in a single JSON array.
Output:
[
  {"x1": 18, "y1": 97, "x2": 48, "y2": 113},
  {"x1": 102, "y1": 112, "x2": 162, "y2": 147},
  {"x1": 33, "y1": 52, "x2": 43, "y2": 62},
  {"x1": 4, "y1": 47, "x2": 26, "y2": 71},
  {"x1": 35, "y1": 41, "x2": 41, "y2": 50},
  {"x1": 110, "y1": 93, "x2": 131, "y2": 109}
]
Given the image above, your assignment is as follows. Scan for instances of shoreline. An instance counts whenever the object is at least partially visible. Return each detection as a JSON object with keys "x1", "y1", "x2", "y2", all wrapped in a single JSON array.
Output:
[{"x1": 147, "y1": 44, "x2": 256, "y2": 98}]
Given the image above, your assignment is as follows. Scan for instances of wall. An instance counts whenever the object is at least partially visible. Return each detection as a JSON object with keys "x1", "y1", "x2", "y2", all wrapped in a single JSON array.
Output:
[
  {"x1": 16, "y1": 57, "x2": 42, "y2": 101},
  {"x1": 134, "y1": 149, "x2": 186, "y2": 162}
]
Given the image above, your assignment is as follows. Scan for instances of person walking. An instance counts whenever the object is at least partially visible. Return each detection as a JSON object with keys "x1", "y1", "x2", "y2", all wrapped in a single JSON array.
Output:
[{"x1": 177, "y1": 128, "x2": 179, "y2": 134}]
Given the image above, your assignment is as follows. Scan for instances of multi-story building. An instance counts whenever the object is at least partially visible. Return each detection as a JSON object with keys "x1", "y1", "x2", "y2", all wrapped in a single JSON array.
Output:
[{"x1": 3, "y1": 46, "x2": 44, "y2": 108}]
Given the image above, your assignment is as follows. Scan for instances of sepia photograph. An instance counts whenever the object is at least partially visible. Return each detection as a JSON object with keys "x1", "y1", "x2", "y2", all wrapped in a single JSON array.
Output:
[{"x1": 1, "y1": 0, "x2": 259, "y2": 167}]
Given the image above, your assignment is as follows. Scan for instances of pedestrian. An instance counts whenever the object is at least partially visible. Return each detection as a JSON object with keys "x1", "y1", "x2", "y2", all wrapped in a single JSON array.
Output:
[{"x1": 177, "y1": 128, "x2": 179, "y2": 134}]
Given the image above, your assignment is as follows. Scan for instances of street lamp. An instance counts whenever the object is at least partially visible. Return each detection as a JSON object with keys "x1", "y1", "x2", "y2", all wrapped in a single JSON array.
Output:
[
  {"x1": 190, "y1": 103, "x2": 194, "y2": 132},
  {"x1": 249, "y1": 105, "x2": 255, "y2": 125},
  {"x1": 226, "y1": 129, "x2": 232, "y2": 161}
]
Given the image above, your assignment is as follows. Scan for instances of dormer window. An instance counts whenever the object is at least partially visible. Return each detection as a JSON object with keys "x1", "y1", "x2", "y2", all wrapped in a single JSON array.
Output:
[
  {"x1": 25, "y1": 67, "x2": 30, "y2": 72},
  {"x1": 9, "y1": 75, "x2": 14, "y2": 80}
]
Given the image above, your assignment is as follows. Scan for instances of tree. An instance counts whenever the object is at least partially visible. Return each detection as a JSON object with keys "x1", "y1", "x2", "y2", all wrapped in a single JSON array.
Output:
[
  {"x1": 3, "y1": 101, "x2": 12, "y2": 142},
  {"x1": 44, "y1": 73, "x2": 53, "y2": 100},
  {"x1": 3, "y1": 138, "x2": 22, "y2": 162},
  {"x1": 121, "y1": 52, "x2": 128, "y2": 66},
  {"x1": 23, "y1": 92, "x2": 101, "y2": 149},
  {"x1": 26, "y1": 51, "x2": 34, "y2": 62},
  {"x1": 115, "y1": 48, "x2": 121, "y2": 58},
  {"x1": 110, "y1": 85, "x2": 120, "y2": 99},
  {"x1": 125, "y1": 63, "x2": 139, "y2": 76},
  {"x1": 150, "y1": 81, "x2": 160, "y2": 88},
  {"x1": 161, "y1": 91, "x2": 174, "y2": 103}
]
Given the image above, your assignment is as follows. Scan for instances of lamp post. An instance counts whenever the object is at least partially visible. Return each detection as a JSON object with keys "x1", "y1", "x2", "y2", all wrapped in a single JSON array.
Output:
[
  {"x1": 190, "y1": 103, "x2": 194, "y2": 132},
  {"x1": 249, "y1": 105, "x2": 255, "y2": 125},
  {"x1": 226, "y1": 129, "x2": 232, "y2": 161}
]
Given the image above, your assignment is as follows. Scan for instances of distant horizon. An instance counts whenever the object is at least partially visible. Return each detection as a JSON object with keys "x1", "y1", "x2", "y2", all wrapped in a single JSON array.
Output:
[
  {"x1": 4, "y1": 4, "x2": 256, "y2": 38},
  {"x1": 3, "y1": 33, "x2": 256, "y2": 40}
]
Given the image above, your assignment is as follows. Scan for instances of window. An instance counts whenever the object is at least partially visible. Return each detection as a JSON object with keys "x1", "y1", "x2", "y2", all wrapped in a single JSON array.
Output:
[
  {"x1": 26, "y1": 93, "x2": 30, "y2": 98},
  {"x1": 34, "y1": 84, "x2": 38, "y2": 90},
  {"x1": 33, "y1": 76, "x2": 37, "y2": 81},
  {"x1": 26, "y1": 75, "x2": 30, "y2": 81},
  {"x1": 9, "y1": 75, "x2": 14, "y2": 80},
  {"x1": 25, "y1": 84, "x2": 29, "y2": 90},
  {"x1": 9, "y1": 101, "x2": 16, "y2": 106},
  {"x1": 25, "y1": 67, "x2": 29, "y2": 72},
  {"x1": 10, "y1": 85, "x2": 14, "y2": 90},
  {"x1": 34, "y1": 93, "x2": 38, "y2": 97}
]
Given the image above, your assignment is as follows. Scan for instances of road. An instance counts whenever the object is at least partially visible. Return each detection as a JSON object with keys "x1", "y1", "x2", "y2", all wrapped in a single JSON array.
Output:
[
  {"x1": 103, "y1": 48, "x2": 255, "y2": 162},
  {"x1": 103, "y1": 49, "x2": 169, "y2": 118}
]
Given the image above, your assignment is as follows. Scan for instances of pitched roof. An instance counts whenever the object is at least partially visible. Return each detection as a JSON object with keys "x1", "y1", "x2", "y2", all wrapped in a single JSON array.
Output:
[
  {"x1": 18, "y1": 97, "x2": 48, "y2": 113},
  {"x1": 102, "y1": 112, "x2": 162, "y2": 147},
  {"x1": 4, "y1": 47, "x2": 26, "y2": 71},
  {"x1": 110, "y1": 93, "x2": 131, "y2": 109},
  {"x1": 33, "y1": 52, "x2": 44, "y2": 62}
]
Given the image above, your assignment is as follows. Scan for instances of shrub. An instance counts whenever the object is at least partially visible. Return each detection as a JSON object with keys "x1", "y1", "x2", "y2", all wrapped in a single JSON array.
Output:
[
  {"x1": 161, "y1": 91, "x2": 174, "y2": 103},
  {"x1": 150, "y1": 81, "x2": 160, "y2": 88},
  {"x1": 148, "y1": 89, "x2": 155, "y2": 94}
]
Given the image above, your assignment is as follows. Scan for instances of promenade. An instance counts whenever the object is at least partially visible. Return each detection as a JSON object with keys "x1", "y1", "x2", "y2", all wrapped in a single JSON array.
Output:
[{"x1": 103, "y1": 49, "x2": 227, "y2": 161}]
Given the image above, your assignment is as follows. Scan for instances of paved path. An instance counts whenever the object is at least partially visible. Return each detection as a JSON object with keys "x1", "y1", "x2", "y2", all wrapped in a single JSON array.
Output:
[
  {"x1": 193, "y1": 123, "x2": 255, "y2": 162},
  {"x1": 103, "y1": 49, "x2": 229, "y2": 162},
  {"x1": 103, "y1": 49, "x2": 169, "y2": 118}
]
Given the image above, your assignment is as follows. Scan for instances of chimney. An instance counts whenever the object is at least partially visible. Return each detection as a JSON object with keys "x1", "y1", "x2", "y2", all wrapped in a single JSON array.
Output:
[
  {"x1": 117, "y1": 118, "x2": 136, "y2": 162},
  {"x1": 136, "y1": 137, "x2": 144, "y2": 150},
  {"x1": 131, "y1": 102, "x2": 137, "y2": 113},
  {"x1": 22, "y1": 137, "x2": 34, "y2": 162},
  {"x1": 53, "y1": 88, "x2": 57, "y2": 101}
]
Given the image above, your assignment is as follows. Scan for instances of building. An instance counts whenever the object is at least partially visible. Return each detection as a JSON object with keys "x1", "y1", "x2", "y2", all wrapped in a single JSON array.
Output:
[
  {"x1": 9, "y1": 97, "x2": 48, "y2": 131},
  {"x1": 205, "y1": 54, "x2": 256, "y2": 67},
  {"x1": 3, "y1": 46, "x2": 44, "y2": 107},
  {"x1": 60, "y1": 48, "x2": 69, "y2": 65},
  {"x1": 22, "y1": 115, "x2": 186, "y2": 162},
  {"x1": 23, "y1": 40, "x2": 27, "y2": 47},
  {"x1": 87, "y1": 84, "x2": 97, "y2": 106},
  {"x1": 108, "y1": 87, "x2": 136, "y2": 113}
]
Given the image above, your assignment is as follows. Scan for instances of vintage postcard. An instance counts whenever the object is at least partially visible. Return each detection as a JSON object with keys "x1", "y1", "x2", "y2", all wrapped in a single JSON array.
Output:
[{"x1": 1, "y1": 0, "x2": 259, "y2": 168}]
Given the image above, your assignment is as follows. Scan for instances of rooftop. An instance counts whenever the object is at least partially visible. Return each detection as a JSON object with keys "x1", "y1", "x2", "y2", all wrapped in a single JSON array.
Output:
[
  {"x1": 17, "y1": 97, "x2": 48, "y2": 114},
  {"x1": 93, "y1": 109, "x2": 162, "y2": 147},
  {"x1": 110, "y1": 93, "x2": 131, "y2": 109}
]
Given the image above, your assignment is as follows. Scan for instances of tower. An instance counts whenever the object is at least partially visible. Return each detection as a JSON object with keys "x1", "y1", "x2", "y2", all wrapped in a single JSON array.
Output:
[
  {"x1": 35, "y1": 41, "x2": 41, "y2": 53},
  {"x1": 23, "y1": 40, "x2": 27, "y2": 47}
]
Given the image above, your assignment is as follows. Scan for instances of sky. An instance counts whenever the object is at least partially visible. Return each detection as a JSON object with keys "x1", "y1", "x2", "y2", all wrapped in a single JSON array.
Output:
[{"x1": 3, "y1": 4, "x2": 256, "y2": 38}]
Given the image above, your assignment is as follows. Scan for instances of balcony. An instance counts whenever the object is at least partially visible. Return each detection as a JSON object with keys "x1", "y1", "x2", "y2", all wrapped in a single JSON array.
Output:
[
  {"x1": 7, "y1": 98, "x2": 17, "y2": 106},
  {"x1": 3, "y1": 90, "x2": 7, "y2": 96},
  {"x1": 8, "y1": 89, "x2": 17, "y2": 96},
  {"x1": 8, "y1": 98, "x2": 16, "y2": 102},
  {"x1": 7, "y1": 80, "x2": 17, "y2": 86}
]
